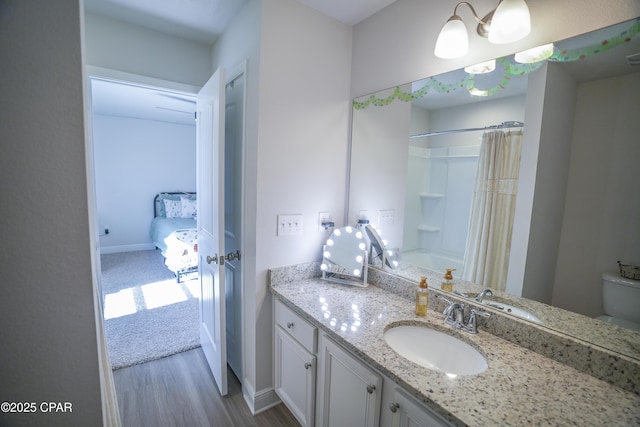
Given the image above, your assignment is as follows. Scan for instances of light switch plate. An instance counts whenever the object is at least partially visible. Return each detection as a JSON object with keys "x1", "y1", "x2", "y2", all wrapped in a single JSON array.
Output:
[
  {"x1": 277, "y1": 214, "x2": 303, "y2": 236},
  {"x1": 318, "y1": 211, "x2": 334, "y2": 232},
  {"x1": 379, "y1": 209, "x2": 395, "y2": 226}
]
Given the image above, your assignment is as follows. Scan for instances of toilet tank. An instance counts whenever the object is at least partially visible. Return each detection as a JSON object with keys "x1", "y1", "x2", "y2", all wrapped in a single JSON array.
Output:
[{"x1": 602, "y1": 272, "x2": 640, "y2": 323}]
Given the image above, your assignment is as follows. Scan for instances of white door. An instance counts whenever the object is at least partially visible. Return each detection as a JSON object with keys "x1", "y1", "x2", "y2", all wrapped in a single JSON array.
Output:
[
  {"x1": 224, "y1": 72, "x2": 244, "y2": 379},
  {"x1": 197, "y1": 68, "x2": 227, "y2": 396}
]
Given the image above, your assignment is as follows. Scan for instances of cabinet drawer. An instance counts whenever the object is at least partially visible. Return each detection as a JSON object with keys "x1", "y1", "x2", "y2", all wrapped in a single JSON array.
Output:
[{"x1": 275, "y1": 299, "x2": 317, "y2": 353}]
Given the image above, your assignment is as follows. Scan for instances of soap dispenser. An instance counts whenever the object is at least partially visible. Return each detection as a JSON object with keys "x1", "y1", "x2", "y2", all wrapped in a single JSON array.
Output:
[
  {"x1": 441, "y1": 268, "x2": 455, "y2": 292},
  {"x1": 415, "y1": 276, "x2": 428, "y2": 316}
]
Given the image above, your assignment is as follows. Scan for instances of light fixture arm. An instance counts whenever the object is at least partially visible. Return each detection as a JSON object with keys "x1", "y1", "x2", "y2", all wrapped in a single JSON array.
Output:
[
  {"x1": 452, "y1": 2, "x2": 487, "y2": 25},
  {"x1": 451, "y1": 1, "x2": 497, "y2": 38}
]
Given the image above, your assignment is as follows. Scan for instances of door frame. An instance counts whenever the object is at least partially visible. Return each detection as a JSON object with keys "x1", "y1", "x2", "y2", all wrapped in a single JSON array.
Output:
[{"x1": 85, "y1": 64, "x2": 247, "y2": 381}]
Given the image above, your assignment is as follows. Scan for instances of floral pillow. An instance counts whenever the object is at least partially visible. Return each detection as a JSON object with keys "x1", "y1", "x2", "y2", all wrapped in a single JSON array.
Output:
[
  {"x1": 163, "y1": 199, "x2": 182, "y2": 218},
  {"x1": 180, "y1": 196, "x2": 197, "y2": 218}
]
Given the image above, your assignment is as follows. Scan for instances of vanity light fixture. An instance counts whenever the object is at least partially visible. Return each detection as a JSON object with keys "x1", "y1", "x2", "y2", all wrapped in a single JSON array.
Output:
[
  {"x1": 434, "y1": 0, "x2": 531, "y2": 59},
  {"x1": 464, "y1": 59, "x2": 496, "y2": 74},
  {"x1": 514, "y1": 43, "x2": 554, "y2": 63}
]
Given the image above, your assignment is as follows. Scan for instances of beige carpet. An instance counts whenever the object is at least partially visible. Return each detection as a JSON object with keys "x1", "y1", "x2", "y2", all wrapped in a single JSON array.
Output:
[{"x1": 101, "y1": 250, "x2": 200, "y2": 369}]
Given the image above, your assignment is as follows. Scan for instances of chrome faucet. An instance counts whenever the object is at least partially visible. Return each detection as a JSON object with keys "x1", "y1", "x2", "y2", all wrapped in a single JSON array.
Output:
[
  {"x1": 437, "y1": 295, "x2": 491, "y2": 334},
  {"x1": 475, "y1": 288, "x2": 493, "y2": 303}
]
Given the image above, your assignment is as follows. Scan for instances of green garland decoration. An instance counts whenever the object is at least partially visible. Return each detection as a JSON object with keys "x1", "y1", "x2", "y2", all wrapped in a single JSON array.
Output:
[
  {"x1": 550, "y1": 17, "x2": 640, "y2": 62},
  {"x1": 353, "y1": 18, "x2": 640, "y2": 110}
]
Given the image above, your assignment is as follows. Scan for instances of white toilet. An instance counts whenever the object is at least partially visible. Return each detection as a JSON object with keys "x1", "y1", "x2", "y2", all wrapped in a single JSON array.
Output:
[{"x1": 598, "y1": 272, "x2": 640, "y2": 332}]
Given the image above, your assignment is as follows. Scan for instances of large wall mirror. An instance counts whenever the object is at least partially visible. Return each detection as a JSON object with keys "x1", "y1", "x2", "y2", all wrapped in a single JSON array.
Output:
[{"x1": 349, "y1": 18, "x2": 640, "y2": 360}]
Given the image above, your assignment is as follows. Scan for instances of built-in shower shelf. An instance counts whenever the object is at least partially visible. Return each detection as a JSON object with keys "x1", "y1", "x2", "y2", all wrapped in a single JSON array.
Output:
[
  {"x1": 419, "y1": 192, "x2": 444, "y2": 199},
  {"x1": 418, "y1": 225, "x2": 440, "y2": 232}
]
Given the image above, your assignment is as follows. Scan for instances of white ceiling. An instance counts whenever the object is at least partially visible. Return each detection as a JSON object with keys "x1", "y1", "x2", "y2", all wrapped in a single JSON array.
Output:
[
  {"x1": 84, "y1": 0, "x2": 398, "y2": 44},
  {"x1": 90, "y1": 79, "x2": 197, "y2": 126}
]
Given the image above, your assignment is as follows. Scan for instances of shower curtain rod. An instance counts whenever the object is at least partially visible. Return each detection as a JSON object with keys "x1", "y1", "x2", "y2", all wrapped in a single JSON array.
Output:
[{"x1": 410, "y1": 121, "x2": 524, "y2": 138}]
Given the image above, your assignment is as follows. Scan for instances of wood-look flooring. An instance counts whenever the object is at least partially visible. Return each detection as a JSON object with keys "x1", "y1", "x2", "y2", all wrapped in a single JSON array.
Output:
[{"x1": 113, "y1": 348, "x2": 300, "y2": 427}]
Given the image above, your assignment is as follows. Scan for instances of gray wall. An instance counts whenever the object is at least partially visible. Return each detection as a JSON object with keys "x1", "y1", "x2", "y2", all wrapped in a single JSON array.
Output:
[
  {"x1": 92, "y1": 114, "x2": 196, "y2": 253},
  {"x1": 552, "y1": 72, "x2": 640, "y2": 316},
  {"x1": 0, "y1": 1, "x2": 103, "y2": 425}
]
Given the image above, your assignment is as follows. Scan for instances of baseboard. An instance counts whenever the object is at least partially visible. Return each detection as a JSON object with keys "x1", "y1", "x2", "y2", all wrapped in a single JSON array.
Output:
[
  {"x1": 100, "y1": 243, "x2": 156, "y2": 255},
  {"x1": 242, "y1": 380, "x2": 281, "y2": 415}
]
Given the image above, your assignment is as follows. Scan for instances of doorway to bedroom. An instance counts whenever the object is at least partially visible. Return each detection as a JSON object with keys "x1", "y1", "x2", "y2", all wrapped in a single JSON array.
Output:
[
  {"x1": 91, "y1": 77, "x2": 200, "y2": 370},
  {"x1": 89, "y1": 73, "x2": 245, "y2": 379}
]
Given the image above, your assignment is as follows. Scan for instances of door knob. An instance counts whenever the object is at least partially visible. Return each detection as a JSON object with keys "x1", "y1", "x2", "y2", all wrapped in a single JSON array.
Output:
[
  {"x1": 225, "y1": 250, "x2": 241, "y2": 262},
  {"x1": 206, "y1": 255, "x2": 219, "y2": 264}
]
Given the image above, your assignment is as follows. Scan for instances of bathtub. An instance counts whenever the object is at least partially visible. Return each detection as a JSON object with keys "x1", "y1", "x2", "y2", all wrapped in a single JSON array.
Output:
[{"x1": 400, "y1": 251, "x2": 464, "y2": 277}]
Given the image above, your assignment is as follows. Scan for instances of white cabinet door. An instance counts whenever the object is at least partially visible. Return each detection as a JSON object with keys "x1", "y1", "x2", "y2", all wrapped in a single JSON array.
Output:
[
  {"x1": 274, "y1": 326, "x2": 316, "y2": 427},
  {"x1": 316, "y1": 334, "x2": 382, "y2": 427},
  {"x1": 386, "y1": 387, "x2": 450, "y2": 427}
]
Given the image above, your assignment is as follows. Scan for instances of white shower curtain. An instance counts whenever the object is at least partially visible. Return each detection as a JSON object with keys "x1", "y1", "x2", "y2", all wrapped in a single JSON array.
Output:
[{"x1": 462, "y1": 130, "x2": 523, "y2": 292}]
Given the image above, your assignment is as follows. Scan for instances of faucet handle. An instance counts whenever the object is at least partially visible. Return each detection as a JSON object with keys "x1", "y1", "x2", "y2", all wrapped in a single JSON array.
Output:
[
  {"x1": 436, "y1": 295, "x2": 454, "y2": 305},
  {"x1": 462, "y1": 308, "x2": 491, "y2": 334},
  {"x1": 471, "y1": 308, "x2": 491, "y2": 318}
]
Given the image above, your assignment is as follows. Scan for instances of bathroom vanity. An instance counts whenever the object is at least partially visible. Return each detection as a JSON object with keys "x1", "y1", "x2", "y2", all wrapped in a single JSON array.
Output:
[{"x1": 269, "y1": 263, "x2": 640, "y2": 427}]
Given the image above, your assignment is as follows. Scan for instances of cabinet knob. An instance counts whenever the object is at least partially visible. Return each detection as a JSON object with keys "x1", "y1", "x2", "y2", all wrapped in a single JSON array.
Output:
[
  {"x1": 366, "y1": 385, "x2": 376, "y2": 394},
  {"x1": 389, "y1": 402, "x2": 400, "y2": 413},
  {"x1": 286, "y1": 322, "x2": 294, "y2": 329},
  {"x1": 304, "y1": 362, "x2": 312, "y2": 370}
]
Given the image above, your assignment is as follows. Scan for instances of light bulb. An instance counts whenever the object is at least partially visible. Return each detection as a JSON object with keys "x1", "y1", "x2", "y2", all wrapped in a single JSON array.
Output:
[
  {"x1": 488, "y1": 0, "x2": 531, "y2": 44},
  {"x1": 515, "y1": 43, "x2": 554, "y2": 63},
  {"x1": 434, "y1": 15, "x2": 469, "y2": 59},
  {"x1": 464, "y1": 59, "x2": 496, "y2": 74}
]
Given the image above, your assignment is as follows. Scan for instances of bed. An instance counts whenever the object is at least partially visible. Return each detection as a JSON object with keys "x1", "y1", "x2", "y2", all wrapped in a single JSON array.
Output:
[{"x1": 150, "y1": 192, "x2": 198, "y2": 282}]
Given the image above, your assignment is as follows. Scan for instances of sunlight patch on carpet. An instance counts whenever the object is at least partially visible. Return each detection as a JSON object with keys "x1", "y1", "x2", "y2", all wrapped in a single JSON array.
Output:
[
  {"x1": 142, "y1": 280, "x2": 188, "y2": 309},
  {"x1": 104, "y1": 288, "x2": 137, "y2": 320},
  {"x1": 184, "y1": 279, "x2": 201, "y2": 299}
]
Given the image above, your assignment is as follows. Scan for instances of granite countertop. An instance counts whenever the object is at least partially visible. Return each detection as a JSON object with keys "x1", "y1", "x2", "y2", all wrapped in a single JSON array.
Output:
[
  {"x1": 390, "y1": 263, "x2": 640, "y2": 362},
  {"x1": 270, "y1": 275, "x2": 640, "y2": 426}
]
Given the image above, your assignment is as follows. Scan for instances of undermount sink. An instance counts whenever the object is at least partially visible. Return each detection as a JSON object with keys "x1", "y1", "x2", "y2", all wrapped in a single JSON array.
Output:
[{"x1": 383, "y1": 325, "x2": 488, "y2": 376}]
